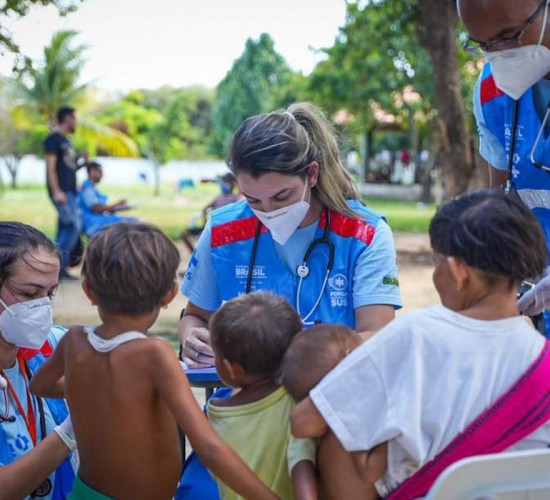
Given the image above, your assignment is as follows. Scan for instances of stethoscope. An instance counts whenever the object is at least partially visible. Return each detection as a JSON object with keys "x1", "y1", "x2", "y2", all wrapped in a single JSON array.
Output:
[
  {"x1": 0, "y1": 360, "x2": 47, "y2": 440},
  {"x1": 246, "y1": 207, "x2": 335, "y2": 325}
]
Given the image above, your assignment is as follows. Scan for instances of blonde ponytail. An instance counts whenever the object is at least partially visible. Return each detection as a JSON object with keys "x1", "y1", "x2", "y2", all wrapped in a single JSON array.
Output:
[{"x1": 287, "y1": 103, "x2": 359, "y2": 219}]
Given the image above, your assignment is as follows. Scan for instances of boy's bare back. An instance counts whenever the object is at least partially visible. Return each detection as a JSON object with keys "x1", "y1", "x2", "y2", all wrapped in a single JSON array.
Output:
[{"x1": 64, "y1": 327, "x2": 182, "y2": 499}]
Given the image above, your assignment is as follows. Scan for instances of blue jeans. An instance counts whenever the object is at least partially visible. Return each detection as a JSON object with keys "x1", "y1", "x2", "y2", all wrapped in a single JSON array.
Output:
[{"x1": 54, "y1": 192, "x2": 82, "y2": 272}]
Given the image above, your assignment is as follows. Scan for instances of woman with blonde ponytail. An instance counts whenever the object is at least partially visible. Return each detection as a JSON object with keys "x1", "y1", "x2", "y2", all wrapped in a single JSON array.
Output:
[{"x1": 179, "y1": 102, "x2": 402, "y2": 368}]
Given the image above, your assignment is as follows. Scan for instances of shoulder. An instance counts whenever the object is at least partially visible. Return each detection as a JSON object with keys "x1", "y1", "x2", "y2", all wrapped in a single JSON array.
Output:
[
  {"x1": 44, "y1": 132, "x2": 62, "y2": 151},
  {"x1": 329, "y1": 200, "x2": 385, "y2": 246},
  {"x1": 211, "y1": 198, "x2": 251, "y2": 223},
  {"x1": 210, "y1": 199, "x2": 258, "y2": 247},
  {"x1": 478, "y1": 63, "x2": 508, "y2": 107}
]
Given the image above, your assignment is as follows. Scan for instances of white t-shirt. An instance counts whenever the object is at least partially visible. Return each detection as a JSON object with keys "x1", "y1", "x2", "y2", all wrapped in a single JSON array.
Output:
[{"x1": 310, "y1": 305, "x2": 550, "y2": 495}]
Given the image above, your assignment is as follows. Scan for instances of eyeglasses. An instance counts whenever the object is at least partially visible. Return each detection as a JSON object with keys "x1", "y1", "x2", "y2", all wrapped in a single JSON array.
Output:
[
  {"x1": 464, "y1": 0, "x2": 547, "y2": 57},
  {"x1": 530, "y1": 104, "x2": 550, "y2": 172}
]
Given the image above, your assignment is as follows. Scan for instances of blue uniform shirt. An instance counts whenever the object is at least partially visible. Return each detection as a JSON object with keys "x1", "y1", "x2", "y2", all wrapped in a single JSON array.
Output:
[{"x1": 181, "y1": 201, "x2": 402, "y2": 326}]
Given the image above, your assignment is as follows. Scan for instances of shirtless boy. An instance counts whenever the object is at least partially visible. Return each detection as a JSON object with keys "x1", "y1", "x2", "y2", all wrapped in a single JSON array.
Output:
[{"x1": 31, "y1": 222, "x2": 276, "y2": 500}]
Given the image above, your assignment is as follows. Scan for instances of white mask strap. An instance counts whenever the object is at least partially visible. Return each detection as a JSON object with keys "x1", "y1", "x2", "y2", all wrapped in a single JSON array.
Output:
[
  {"x1": 539, "y1": 0, "x2": 549, "y2": 45},
  {"x1": 0, "y1": 297, "x2": 13, "y2": 316}
]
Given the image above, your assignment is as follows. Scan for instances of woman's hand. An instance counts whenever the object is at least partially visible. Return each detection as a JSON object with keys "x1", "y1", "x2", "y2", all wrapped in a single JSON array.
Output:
[{"x1": 182, "y1": 327, "x2": 215, "y2": 368}]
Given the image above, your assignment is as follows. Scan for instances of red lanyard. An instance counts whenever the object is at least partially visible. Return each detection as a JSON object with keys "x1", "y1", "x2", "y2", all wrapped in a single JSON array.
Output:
[{"x1": 3, "y1": 352, "x2": 37, "y2": 446}]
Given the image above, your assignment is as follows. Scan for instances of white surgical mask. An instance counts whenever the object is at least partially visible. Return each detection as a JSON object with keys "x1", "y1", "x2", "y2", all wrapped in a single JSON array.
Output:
[
  {"x1": 252, "y1": 181, "x2": 310, "y2": 245},
  {"x1": 487, "y1": 3, "x2": 550, "y2": 100},
  {"x1": 0, "y1": 296, "x2": 52, "y2": 349}
]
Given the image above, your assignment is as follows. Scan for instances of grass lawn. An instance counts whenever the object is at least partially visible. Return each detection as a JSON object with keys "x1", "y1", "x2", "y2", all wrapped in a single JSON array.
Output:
[
  {"x1": 364, "y1": 198, "x2": 436, "y2": 233},
  {"x1": 0, "y1": 182, "x2": 221, "y2": 240},
  {"x1": 0, "y1": 183, "x2": 435, "y2": 236}
]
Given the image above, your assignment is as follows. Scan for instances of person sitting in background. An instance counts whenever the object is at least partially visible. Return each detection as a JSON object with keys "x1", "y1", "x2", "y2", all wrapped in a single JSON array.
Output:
[
  {"x1": 207, "y1": 292, "x2": 316, "y2": 500},
  {"x1": 180, "y1": 172, "x2": 240, "y2": 254},
  {"x1": 78, "y1": 161, "x2": 137, "y2": 238}
]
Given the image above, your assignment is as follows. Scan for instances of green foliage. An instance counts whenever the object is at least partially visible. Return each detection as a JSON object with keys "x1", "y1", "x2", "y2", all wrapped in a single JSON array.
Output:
[
  {"x1": 0, "y1": 1, "x2": 82, "y2": 72},
  {"x1": 210, "y1": 33, "x2": 294, "y2": 155},
  {"x1": 308, "y1": 0, "x2": 432, "y2": 127},
  {"x1": 99, "y1": 86, "x2": 214, "y2": 162},
  {"x1": 18, "y1": 30, "x2": 88, "y2": 125}
]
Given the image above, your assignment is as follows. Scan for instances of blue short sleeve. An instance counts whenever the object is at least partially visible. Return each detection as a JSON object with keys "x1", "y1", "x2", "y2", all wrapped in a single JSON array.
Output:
[
  {"x1": 352, "y1": 219, "x2": 402, "y2": 309},
  {"x1": 473, "y1": 75, "x2": 508, "y2": 171},
  {"x1": 179, "y1": 220, "x2": 221, "y2": 311},
  {"x1": 80, "y1": 184, "x2": 101, "y2": 209}
]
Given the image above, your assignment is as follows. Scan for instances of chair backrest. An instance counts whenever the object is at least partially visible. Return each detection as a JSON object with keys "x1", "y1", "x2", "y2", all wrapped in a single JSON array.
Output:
[{"x1": 425, "y1": 449, "x2": 550, "y2": 500}]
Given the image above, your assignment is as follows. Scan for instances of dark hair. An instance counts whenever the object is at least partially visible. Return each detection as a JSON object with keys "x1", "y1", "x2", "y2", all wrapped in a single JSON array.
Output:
[
  {"x1": 210, "y1": 292, "x2": 302, "y2": 378},
  {"x1": 86, "y1": 161, "x2": 101, "y2": 175},
  {"x1": 220, "y1": 172, "x2": 235, "y2": 182},
  {"x1": 57, "y1": 106, "x2": 75, "y2": 125},
  {"x1": 0, "y1": 221, "x2": 58, "y2": 285},
  {"x1": 82, "y1": 222, "x2": 179, "y2": 315},
  {"x1": 226, "y1": 102, "x2": 359, "y2": 218},
  {"x1": 280, "y1": 324, "x2": 361, "y2": 401},
  {"x1": 429, "y1": 190, "x2": 546, "y2": 284}
]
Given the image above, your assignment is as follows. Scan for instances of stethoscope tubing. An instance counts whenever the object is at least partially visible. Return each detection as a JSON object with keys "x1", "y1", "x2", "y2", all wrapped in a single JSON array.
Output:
[
  {"x1": 246, "y1": 207, "x2": 335, "y2": 324},
  {"x1": 0, "y1": 361, "x2": 47, "y2": 439}
]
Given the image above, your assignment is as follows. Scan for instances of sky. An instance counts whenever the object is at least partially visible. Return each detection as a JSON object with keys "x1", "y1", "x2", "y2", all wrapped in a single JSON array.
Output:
[{"x1": 0, "y1": 0, "x2": 347, "y2": 92}]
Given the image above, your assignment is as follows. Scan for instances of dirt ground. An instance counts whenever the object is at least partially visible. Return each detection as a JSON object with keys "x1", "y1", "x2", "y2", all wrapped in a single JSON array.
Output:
[{"x1": 51, "y1": 232, "x2": 438, "y2": 331}]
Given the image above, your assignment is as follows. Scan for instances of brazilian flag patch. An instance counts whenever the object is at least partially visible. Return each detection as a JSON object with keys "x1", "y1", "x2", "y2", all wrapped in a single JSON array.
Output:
[{"x1": 382, "y1": 276, "x2": 399, "y2": 286}]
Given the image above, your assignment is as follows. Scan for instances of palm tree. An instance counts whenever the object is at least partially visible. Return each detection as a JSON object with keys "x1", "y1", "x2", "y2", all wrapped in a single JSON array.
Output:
[
  {"x1": 20, "y1": 30, "x2": 87, "y2": 128},
  {"x1": 17, "y1": 30, "x2": 138, "y2": 157}
]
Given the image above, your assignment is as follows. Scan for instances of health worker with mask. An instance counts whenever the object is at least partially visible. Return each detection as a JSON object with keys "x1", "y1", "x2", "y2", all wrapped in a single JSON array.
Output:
[
  {"x1": 0, "y1": 222, "x2": 77, "y2": 499},
  {"x1": 179, "y1": 102, "x2": 402, "y2": 368},
  {"x1": 459, "y1": 0, "x2": 550, "y2": 334}
]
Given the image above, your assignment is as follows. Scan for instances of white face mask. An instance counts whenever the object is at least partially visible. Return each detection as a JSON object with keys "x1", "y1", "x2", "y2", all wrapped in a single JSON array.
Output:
[
  {"x1": 252, "y1": 181, "x2": 310, "y2": 245},
  {"x1": 487, "y1": 3, "x2": 550, "y2": 100},
  {"x1": 0, "y1": 296, "x2": 52, "y2": 349}
]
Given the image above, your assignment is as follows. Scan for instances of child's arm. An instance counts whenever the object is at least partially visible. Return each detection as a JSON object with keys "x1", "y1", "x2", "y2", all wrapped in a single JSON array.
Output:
[
  {"x1": 291, "y1": 397, "x2": 328, "y2": 438},
  {"x1": 292, "y1": 460, "x2": 317, "y2": 500},
  {"x1": 29, "y1": 334, "x2": 67, "y2": 399},
  {"x1": 151, "y1": 340, "x2": 278, "y2": 500},
  {"x1": 351, "y1": 443, "x2": 387, "y2": 485}
]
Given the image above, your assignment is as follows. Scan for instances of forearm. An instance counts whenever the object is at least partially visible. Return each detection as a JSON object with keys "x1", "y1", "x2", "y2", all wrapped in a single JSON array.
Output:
[
  {"x1": 46, "y1": 158, "x2": 62, "y2": 195},
  {"x1": 489, "y1": 165, "x2": 508, "y2": 188},
  {"x1": 178, "y1": 312, "x2": 208, "y2": 345},
  {"x1": 0, "y1": 433, "x2": 70, "y2": 500},
  {"x1": 292, "y1": 460, "x2": 318, "y2": 500}
]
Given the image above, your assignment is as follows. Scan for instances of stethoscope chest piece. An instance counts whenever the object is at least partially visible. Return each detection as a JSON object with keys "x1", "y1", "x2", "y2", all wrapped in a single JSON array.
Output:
[{"x1": 296, "y1": 264, "x2": 310, "y2": 278}]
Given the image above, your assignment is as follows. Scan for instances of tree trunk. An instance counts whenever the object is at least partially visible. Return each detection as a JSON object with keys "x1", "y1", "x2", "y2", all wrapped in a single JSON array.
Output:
[
  {"x1": 4, "y1": 154, "x2": 21, "y2": 189},
  {"x1": 415, "y1": 0, "x2": 473, "y2": 199}
]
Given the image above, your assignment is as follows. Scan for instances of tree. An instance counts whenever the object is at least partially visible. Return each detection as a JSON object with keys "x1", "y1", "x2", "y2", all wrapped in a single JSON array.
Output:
[
  {"x1": 1, "y1": 30, "x2": 137, "y2": 189},
  {"x1": 18, "y1": 30, "x2": 88, "y2": 127},
  {"x1": 1, "y1": 1, "x2": 82, "y2": 72},
  {"x1": 306, "y1": 0, "x2": 483, "y2": 198},
  {"x1": 99, "y1": 87, "x2": 215, "y2": 195},
  {"x1": 210, "y1": 33, "x2": 293, "y2": 155}
]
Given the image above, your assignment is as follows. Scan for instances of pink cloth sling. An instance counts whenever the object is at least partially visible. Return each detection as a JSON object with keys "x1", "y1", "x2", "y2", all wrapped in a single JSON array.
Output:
[{"x1": 387, "y1": 340, "x2": 550, "y2": 500}]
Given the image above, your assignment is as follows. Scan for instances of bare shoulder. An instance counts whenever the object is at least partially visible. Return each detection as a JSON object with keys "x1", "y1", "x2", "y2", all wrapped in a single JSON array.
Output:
[{"x1": 139, "y1": 337, "x2": 179, "y2": 362}]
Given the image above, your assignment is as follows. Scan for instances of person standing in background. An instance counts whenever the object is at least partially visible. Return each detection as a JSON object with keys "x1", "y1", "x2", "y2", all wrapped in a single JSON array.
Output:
[{"x1": 44, "y1": 106, "x2": 86, "y2": 280}]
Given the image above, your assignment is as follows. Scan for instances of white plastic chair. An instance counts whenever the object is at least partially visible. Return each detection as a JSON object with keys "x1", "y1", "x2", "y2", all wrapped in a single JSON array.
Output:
[{"x1": 425, "y1": 449, "x2": 550, "y2": 500}]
